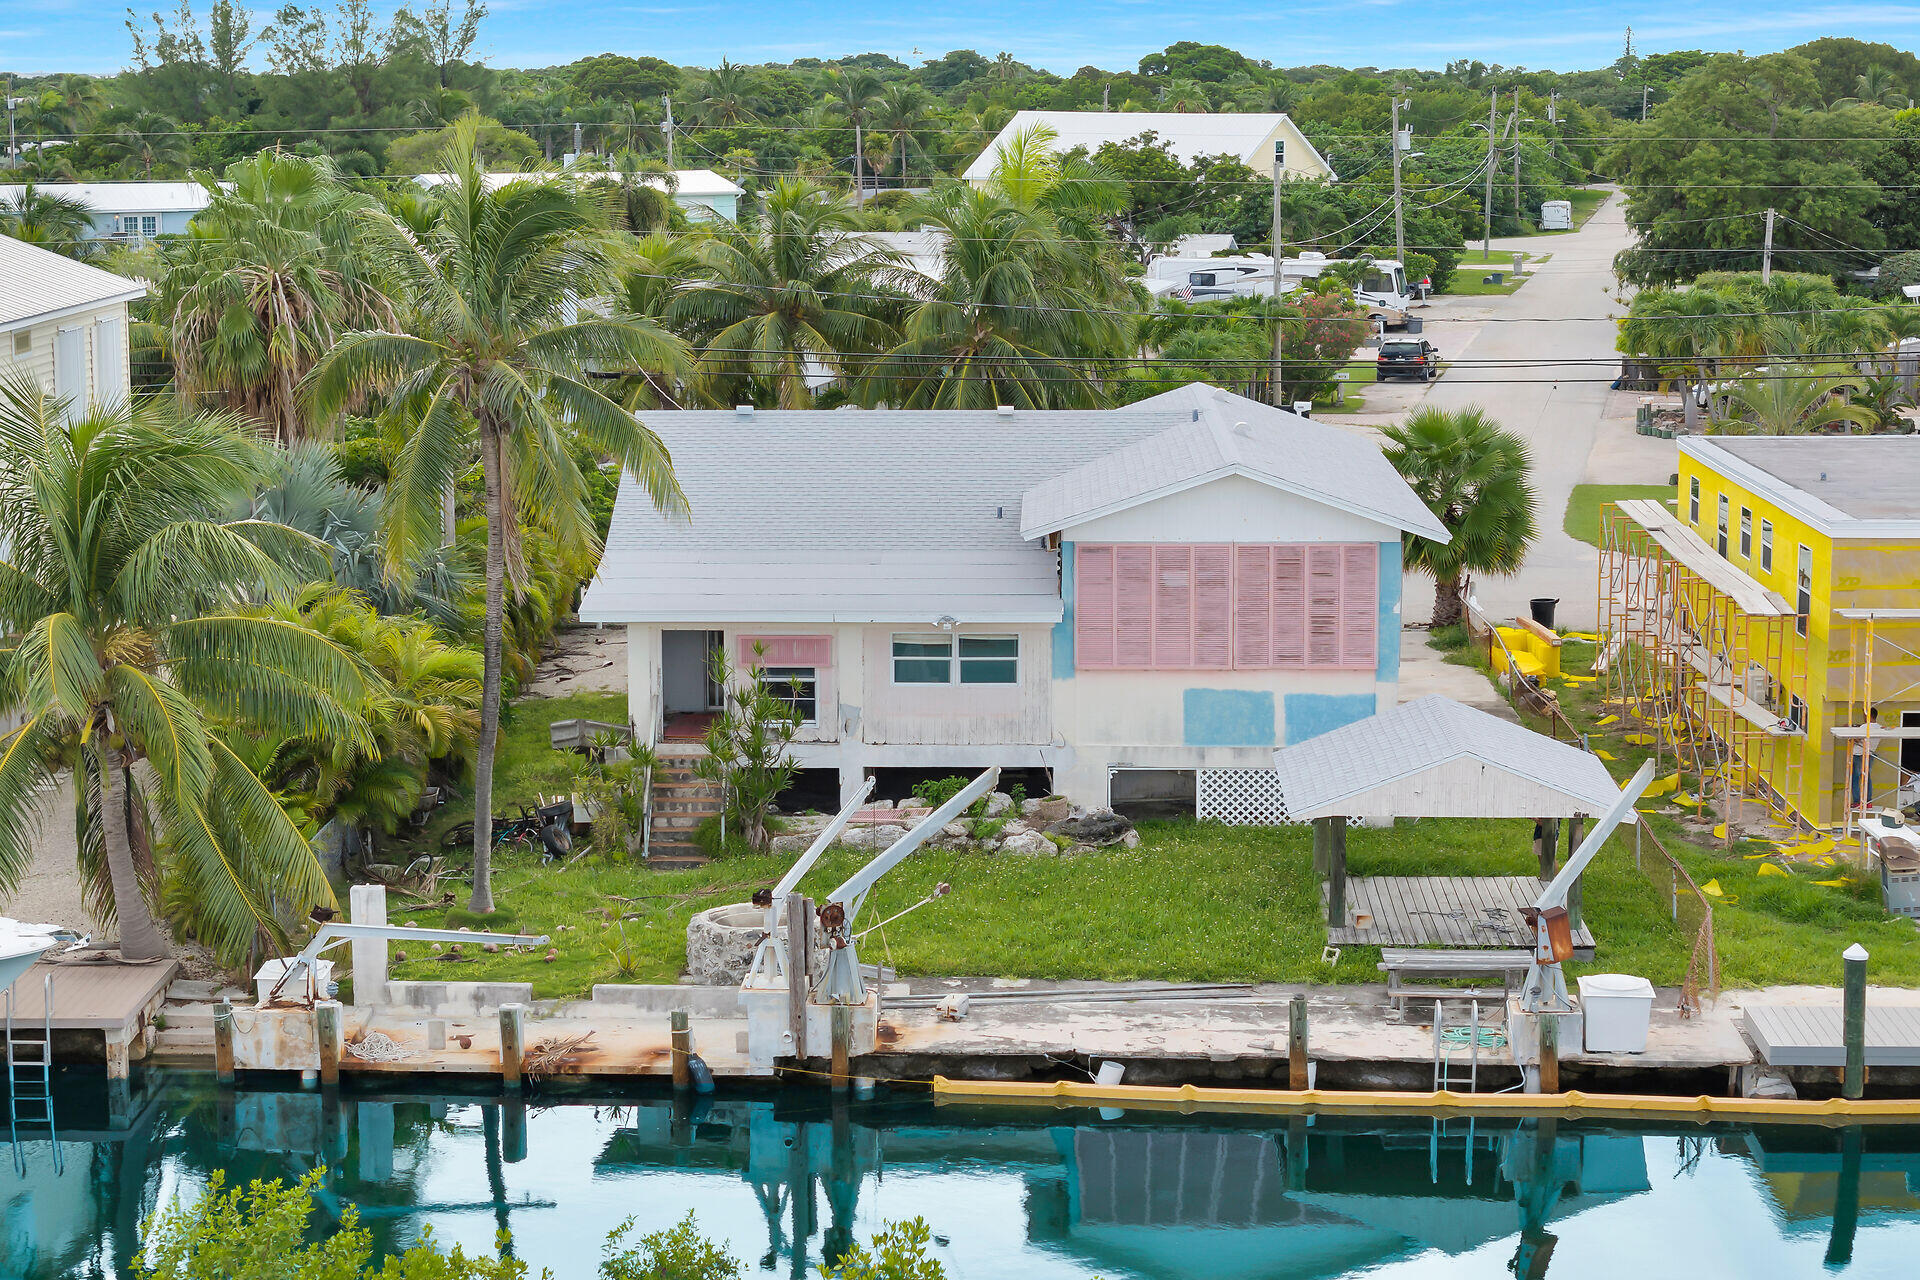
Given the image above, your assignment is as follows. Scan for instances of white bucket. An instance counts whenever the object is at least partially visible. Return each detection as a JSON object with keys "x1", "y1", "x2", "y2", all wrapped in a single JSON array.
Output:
[{"x1": 1094, "y1": 1060, "x2": 1126, "y2": 1086}]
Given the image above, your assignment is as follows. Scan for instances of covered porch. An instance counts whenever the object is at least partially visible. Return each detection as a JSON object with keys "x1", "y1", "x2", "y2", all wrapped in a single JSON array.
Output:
[{"x1": 1272, "y1": 696, "x2": 1622, "y2": 953}]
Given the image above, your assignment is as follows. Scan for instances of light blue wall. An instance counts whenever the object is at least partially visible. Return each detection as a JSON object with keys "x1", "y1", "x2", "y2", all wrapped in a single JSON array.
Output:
[
  {"x1": 1376, "y1": 538, "x2": 1402, "y2": 683},
  {"x1": 1183, "y1": 689, "x2": 1276, "y2": 747},
  {"x1": 79, "y1": 208, "x2": 200, "y2": 239},
  {"x1": 1052, "y1": 541, "x2": 1076, "y2": 679},
  {"x1": 1283, "y1": 692, "x2": 1377, "y2": 743},
  {"x1": 678, "y1": 194, "x2": 737, "y2": 222}
]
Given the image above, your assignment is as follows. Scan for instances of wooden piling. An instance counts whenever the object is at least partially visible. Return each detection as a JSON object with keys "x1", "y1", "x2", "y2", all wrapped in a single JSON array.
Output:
[
  {"x1": 213, "y1": 1000, "x2": 236, "y2": 1085},
  {"x1": 1538, "y1": 1011, "x2": 1561, "y2": 1094},
  {"x1": 315, "y1": 1000, "x2": 342, "y2": 1088},
  {"x1": 1312, "y1": 819, "x2": 1330, "y2": 875},
  {"x1": 670, "y1": 1009, "x2": 691, "y2": 1091},
  {"x1": 787, "y1": 893, "x2": 812, "y2": 1059},
  {"x1": 1535, "y1": 818, "x2": 1559, "y2": 881},
  {"x1": 1288, "y1": 994, "x2": 1309, "y2": 1091},
  {"x1": 1286, "y1": 1115, "x2": 1308, "y2": 1190},
  {"x1": 830, "y1": 1004, "x2": 852, "y2": 1091},
  {"x1": 502, "y1": 1098, "x2": 528, "y2": 1164},
  {"x1": 1564, "y1": 816, "x2": 1585, "y2": 931},
  {"x1": 1326, "y1": 821, "x2": 1348, "y2": 928},
  {"x1": 499, "y1": 1003, "x2": 526, "y2": 1092},
  {"x1": 1843, "y1": 944, "x2": 1869, "y2": 1100}
]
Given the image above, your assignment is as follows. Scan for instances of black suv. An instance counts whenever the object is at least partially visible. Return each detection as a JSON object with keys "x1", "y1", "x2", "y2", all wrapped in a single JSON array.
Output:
[{"x1": 1377, "y1": 338, "x2": 1440, "y2": 382}]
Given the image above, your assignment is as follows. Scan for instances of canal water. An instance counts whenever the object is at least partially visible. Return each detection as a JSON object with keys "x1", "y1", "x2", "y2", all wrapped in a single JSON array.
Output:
[{"x1": 5, "y1": 1070, "x2": 1920, "y2": 1278}]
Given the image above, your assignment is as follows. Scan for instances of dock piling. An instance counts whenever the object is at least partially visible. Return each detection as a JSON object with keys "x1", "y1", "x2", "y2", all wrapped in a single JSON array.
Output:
[
  {"x1": 787, "y1": 893, "x2": 812, "y2": 1057},
  {"x1": 315, "y1": 1000, "x2": 342, "y2": 1088},
  {"x1": 1288, "y1": 994, "x2": 1309, "y2": 1091},
  {"x1": 213, "y1": 1000, "x2": 235, "y2": 1085},
  {"x1": 830, "y1": 1004, "x2": 852, "y2": 1091},
  {"x1": 1538, "y1": 1010, "x2": 1560, "y2": 1094},
  {"x1": 1843, "y1": 943, "x2": 1869, "y2": 1100},
  {"x1": 499, "y1": 1003, "x2": 526, "y2": 1092},
  {"x1": 670, "y1": 1009, "x2": 691, "y2": 1091}
]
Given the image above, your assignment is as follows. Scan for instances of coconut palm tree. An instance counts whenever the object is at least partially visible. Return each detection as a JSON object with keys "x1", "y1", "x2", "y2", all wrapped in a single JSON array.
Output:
[
  {"x1": 1380, "y1": 405, "x2": 1537, "y2": 627},
  {"x1": 0, "y1": 374, "x2": 370, "y2": 960},
  {"x1": 305, "y1": 114, "x2": 687, "y2": 914},
  {"x1": 1717, "y1": 369, "x2": 1876, "y2": 435},
  {"x1": 0, "y1": 184, "x2": 96, "y2": 257},
  {"x1": 594, "y1": 150, "x2": 679, "y2": 234},
  {"x1": 671, "y1": 177, "x2": 910, "y2": 407},
  {"x1": 1617, "y1": 288, "x2": 1735, "y2": 432},
  {"x1": 697, "y1": 58, "x2": 761, "y2": 126},
  {"x1": 862, "y1": 185, "x2": 1128, "y2": 409},
  {"x1": 872, "y1": 83, "x2": 935, "y2": 188},
  {"x1": 817, "y1": 69, "x2": 884, "y2": 205},
  {"x1": 149, "y1": 150, "x2": 395, "y2": 443},
  {"x1": 103, "y1": 111, "x2": 189, "y2": 178}
]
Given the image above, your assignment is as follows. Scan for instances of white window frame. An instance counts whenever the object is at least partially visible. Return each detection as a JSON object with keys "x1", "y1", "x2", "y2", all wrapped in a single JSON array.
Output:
[
  {"x1": 10, "y1": 329, "x2": 27, "y2": 358},
  {"x1": 1796, "y1": 545, "x2": 1813, "y2": 638},
  {"x1": 1716, "y1": 495, "x2": 1729, "y2": 557},
  {"x1": 1760, "y1": 520, "x2": 1773, "y2": 573},
  {"x1": 890, "y1": 633, "x2": 1019, "y2": 686},
  {"x1": 760, "y1": 666, "x2": 818, "y2": 724},
  {"x1": 1739, "y1": 507, "x2": 1752, "y2": 559},
  {"x1": 1688, "y1": 476, "x2": 1700, "y2": 524}
]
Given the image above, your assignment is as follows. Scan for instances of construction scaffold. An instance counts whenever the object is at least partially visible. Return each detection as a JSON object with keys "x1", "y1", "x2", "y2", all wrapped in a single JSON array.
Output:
[
  {"x1": 1835, "y1": 608, "x2": 1920, "y2": 840},
  {"x1": 1598, "y1": 501, "x2": 1811, "y2": 836}
]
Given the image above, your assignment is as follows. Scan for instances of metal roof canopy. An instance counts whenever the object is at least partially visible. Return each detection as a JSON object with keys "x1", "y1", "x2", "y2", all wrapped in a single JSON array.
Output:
[
  {"x1": 1271, "y1": 696, "x2": 1622, "y2": 820},
  {"x1": 1615, "y1": 499, "x2": 1793, "y2": 617}
]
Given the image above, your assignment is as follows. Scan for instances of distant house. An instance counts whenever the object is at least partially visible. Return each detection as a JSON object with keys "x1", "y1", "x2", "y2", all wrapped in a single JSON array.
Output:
[
  {"x1": 0, "y1": 234, "x2": 145, "y2": 415},
  {"x1": 411, "y1": 168, "x2": 745, "y2": 222},
  {"x1": 0, "y1": 181, "x2": 217, "y2": 246},
  {"x1": 580, "y1": 383, "x2": 1446, "y2": 812},
  {"x1": 963, "y1": 111, "x2": 1335, "y2": 185}
]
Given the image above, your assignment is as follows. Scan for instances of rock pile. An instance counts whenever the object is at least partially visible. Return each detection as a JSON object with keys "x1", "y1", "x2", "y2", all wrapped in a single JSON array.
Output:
[{"x1": 767, "y1": 793, "x2": 1138, "y2": 858}]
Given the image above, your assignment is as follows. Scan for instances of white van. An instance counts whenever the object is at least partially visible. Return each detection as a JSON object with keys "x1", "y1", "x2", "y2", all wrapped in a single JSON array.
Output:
[{"x1": 1540, "y1": 199, "x2": 1573, "y2": 231}]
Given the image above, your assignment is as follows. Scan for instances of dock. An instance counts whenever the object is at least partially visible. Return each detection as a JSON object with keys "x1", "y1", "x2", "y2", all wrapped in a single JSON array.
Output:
[
  {"x1": 6, "y1": 955, "x2": 177, "y2": 1080},
  {"x1": 1325, "y1": 876, "x2": 1597, "y2": 956},
  {"x1": 1740, "y1": 1002, "x2": 1920, "y2": 1067}
]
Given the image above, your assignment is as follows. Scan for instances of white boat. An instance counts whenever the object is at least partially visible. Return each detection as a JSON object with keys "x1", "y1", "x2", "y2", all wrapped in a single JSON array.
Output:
[{"x1": 0, "y1": 919, "x2": 82, "y2": 999}]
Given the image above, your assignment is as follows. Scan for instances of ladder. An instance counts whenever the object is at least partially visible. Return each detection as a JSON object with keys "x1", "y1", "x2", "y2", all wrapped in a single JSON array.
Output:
[
  {"x1": 5, "y1": 971, "x2": 56, "y2": 1127},
  {"x1": 1432, "y1": 999, "x2": 1485, "y2": 1093}
]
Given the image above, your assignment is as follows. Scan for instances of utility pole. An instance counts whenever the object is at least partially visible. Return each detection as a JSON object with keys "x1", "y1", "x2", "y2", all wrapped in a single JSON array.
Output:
[
  {"x1": 1102, "y1": 83, "x2": 1110, "y2": 110},
  {"x1": 1390, "y1": 92, "x2": 1408, "y2": 266},
  {"x1": 1513, "y1": 89, "x2": 1523, "y2": 223},
  {"x1": 1547, "y1": 91, "x2": 1558, "y2": 161},
  {"x1": 661, "y1": 94, "x2": 675, "y2": 166},
  {"x1": 854, "y1": 122, "x2": 865, "y2": 207},
  {"x1": 1271, "y1": 139, "x2": 1285, "y2": 408},
  {"x1": 1762, "y1": 207, "x2": 1776, "y2": 284},
  {"x1": 1483, "y1": 88, "x2": 1497, "y2": 256},
  {"x1": 5, "y1": 77, "x2": 16, "y2": 172},
  {"x1": 1641, "y1": 85, "x2": 1650, "y2": 121},
  {"x1": 572, "y1": 121, "x2": 582, "y2": 162}
]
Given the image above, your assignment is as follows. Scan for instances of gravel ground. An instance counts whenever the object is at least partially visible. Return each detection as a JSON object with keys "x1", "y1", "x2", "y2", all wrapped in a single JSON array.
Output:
[{"x1": 2, "y1": 780, "x2": 102, "y2": 932}]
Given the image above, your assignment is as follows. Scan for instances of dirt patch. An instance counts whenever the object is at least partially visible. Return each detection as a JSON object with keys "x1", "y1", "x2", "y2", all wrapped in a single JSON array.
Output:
[{"x1": 522, "y1": 625, "x2": 627, "y2": 698}]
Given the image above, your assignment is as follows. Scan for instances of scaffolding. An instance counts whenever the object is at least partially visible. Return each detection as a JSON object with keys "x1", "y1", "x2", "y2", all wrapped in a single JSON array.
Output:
[
  {"x1": 1835, "y1": 609, "x2": 1920, "y2": 840},
  {"x1": 1598, "y1": 501, "x2": 1811, "y2": 834}
]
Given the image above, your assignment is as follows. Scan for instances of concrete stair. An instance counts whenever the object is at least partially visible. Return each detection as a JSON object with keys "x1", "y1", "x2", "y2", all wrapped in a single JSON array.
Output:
[
  {"x1": 648, "y1": 749, "x2": 718, "y2": 868},
  {"x1": 147, "y1": 978, "x2": 244, "y2": 1065}
]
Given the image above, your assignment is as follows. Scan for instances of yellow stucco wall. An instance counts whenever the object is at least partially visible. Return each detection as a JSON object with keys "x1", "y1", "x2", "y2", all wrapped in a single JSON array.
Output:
[{"x1": 1676, "y1": 453, "x2": 1920, "y2": 826}]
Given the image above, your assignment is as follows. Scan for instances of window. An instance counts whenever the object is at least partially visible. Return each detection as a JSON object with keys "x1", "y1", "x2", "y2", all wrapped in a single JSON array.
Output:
[
  {"x1": 1796, "y1": 545, "x2": 1813, "y2": 638},
  {"x1": 1075, "y1": 542, "x2": 1375, "y2": 671},
  {"x1": 1788, "y1": 694, "x2": 1808, "y2": 734},
  {"x1": 1739, "y1": 507, "x2": 1752, "y2": 559},
  {"x1": 1273, "y1": 139, "x2": 1286, "y2": 171},
  {"x1": 761, "y1": 667, "x2": 817, "y2": 722},
  {"x1": 10, "y1": 330, "x2": 26, "y2": 358},
  {"x1": 959, "y1": 635, "x2": 1019, "y2": 684},
  {"x1": 1189, "y1": 271, "x2": 1217, "y2": 287},
  {"x1": 116, "y1": 214, "x2": 156, "y2": 238},
  {"x1": 1688, "y1": 476, "x2": 1700, "y2": 524},
  {"x1": 890, "y1": 635, "x2": 1018, "y2": 685},
  {"x1": 1715, "y1": 496, "x2": 1729, "y2": 557},
  {"x1": 1760, "y1": 520, "x2": 1773, "y2": 573}
]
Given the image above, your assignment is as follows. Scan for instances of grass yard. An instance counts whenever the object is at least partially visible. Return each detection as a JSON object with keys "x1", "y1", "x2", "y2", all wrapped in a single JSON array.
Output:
[{"x1": 1563, "y1": 484, "x2": 1675, "y2": 548}]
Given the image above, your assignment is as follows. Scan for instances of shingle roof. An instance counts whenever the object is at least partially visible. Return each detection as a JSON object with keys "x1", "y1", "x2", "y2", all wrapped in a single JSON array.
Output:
[
  {"x1": 961, "y1": 111, "x2": 1332, "y2": 181},
  {"x1": 0, "y1": 236, "x2": 147, "y2": 332},
  {"x1": 1271, "y1": 695, "x2": 1622, "y2": 819},
  {"x1": 1019, "y1": 387, "x2": 1449, "y2": 542},
  {"x1": 579, "y1": 384, "x2": 1438, "y2": 625}
]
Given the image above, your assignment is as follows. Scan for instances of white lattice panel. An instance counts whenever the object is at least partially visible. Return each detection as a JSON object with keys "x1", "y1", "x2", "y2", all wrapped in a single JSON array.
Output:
[{"x1": 1197, "y1": 768, "x2": 1288, "y2": 825}]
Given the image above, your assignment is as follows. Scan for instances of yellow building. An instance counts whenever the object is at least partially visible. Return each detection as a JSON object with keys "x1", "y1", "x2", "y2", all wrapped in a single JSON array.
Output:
[{"x1": 1601, "y1": 436, "x2": 1920, "y2": 830}]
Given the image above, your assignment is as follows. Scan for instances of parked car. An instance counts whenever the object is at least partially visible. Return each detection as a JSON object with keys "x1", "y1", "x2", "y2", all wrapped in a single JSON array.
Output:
[{"x1": 1377, "y1": 338, "x2": 1441, "y2": 381}]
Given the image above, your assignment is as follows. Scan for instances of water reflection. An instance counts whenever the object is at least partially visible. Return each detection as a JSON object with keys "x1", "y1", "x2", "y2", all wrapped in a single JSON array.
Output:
[{"x1": 5, "y1": 1072, "x2": 1920, "y2": 1279}]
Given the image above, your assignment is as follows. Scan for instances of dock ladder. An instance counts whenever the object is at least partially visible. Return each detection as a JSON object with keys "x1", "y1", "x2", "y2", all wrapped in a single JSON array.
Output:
[{"x1": 4, "y1": 971, "x2": 62, "y2": 1177}]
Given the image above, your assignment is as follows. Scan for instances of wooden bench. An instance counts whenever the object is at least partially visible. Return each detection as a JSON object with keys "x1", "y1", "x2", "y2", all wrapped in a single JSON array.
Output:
[{"x1": 1378, "y1": 948, "x2": 1536, "y2": 1006}]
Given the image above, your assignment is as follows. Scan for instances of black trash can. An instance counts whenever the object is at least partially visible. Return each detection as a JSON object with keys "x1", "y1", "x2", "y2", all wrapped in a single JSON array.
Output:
[
  {"x1": 1529, "y1": 597, "x2": 1559, "y2": 630},
  {"x1": 1405, "y1": 316, "x2": 1424, "y2": 334}
]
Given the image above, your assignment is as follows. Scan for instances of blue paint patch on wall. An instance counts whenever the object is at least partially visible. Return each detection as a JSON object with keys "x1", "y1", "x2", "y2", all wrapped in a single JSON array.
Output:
[
  {"x1": 1052, "y1": 541, "x2": 1076, "y2": 679},
  {"x1": 1376, "y1": 539, "x2": 1402, "y2": 683},
  {"x1": 1284, "y1": 692, "x2": 1377, "y2": 743},
  {"x1": 1183, "y1": 689, "x2": 1276, "y2": 747}
]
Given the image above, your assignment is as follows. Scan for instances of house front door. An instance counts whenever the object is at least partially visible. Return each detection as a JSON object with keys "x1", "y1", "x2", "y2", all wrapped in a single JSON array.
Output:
[{"x1": 662, "y1": 630, "x2": 724, "y2": 714}]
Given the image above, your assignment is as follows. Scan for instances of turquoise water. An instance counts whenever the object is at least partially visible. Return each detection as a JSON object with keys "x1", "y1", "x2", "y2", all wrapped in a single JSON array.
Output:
[{"x1": 5, "y1": 1070, "x2": 1920, "y2": 1279}]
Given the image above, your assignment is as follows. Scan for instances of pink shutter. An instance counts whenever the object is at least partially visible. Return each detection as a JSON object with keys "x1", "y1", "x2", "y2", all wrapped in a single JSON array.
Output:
[
  {"x1": 1271, "y1": 546, "x2": 1307, "y2": 667},
  {"x1": 1193, "y1": 545, "x2": 1233, "y2": 668},
  {"x1": 1338, "y1": 545, "x2": 1378, "y2": 668},
  {"x1": 1075, "y1": 544, "x2": 1115, "y2": 668},
  {"x1": 737, "y1": 635, "x2": 831, "y2": 666},
  {"x1": 1306, "y1": 546, "x2": 1341, "y2": 666},
  {"x1": 1152, "y1": 545, "x2": 1194, "y2": 667},
  {"x1": 1234, "y1": 546, "x2": 1271, "y2": 668},
  {"x1": 1114, "y1": 545, "x2": 1155, "y2": 667}
]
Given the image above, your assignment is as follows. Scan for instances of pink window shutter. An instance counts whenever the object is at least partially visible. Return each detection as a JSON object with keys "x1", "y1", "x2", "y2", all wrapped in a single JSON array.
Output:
[
  {"x1": 1192, "y1": 545, "x2": 1233, "y2": 668},
  {"x1": 1306, "y1": 546, "x2": 1342, "y2": 666},
  {"x1": 1113, "y1": 545, "x2": 1155, "y2": 667},
  {"x1": 1338, "y1": 544, "x2": 1378, "y2": 667},
  {"x1": 1075, "y1": 545, "x2": 1116, "y2": 668},
  {"x1": 1271, "y1": 546, "x2": 1307, "y2": 667},
  {"x1": 737, "y1": 635, "x2": 832, "y2": 667},
  {"x1": 1233, "y1": 545, "x2": 1272, "y2": 667},
  {"x1": 1152, "y1": 545, "x2": 1194, "y2": 667}
]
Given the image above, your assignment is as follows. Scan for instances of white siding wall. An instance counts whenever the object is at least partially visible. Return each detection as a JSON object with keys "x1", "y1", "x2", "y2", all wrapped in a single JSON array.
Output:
[
  {"x1": 1065, "y1": 474, "x2": 1395, "y2": 544},
  {"x1": 0, "y1": 300, "x2": 135, "y2": 410}
]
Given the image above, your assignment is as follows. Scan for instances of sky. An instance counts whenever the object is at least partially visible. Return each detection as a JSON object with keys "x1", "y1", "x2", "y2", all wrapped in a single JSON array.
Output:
[{"x1": 8, "y1": 0, "x2": 1920, "y2": 77}]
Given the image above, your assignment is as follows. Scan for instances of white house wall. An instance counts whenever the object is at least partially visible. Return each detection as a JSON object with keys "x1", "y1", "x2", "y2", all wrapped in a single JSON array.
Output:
[
  {"x1": 1063, "y1": 474, "x2": 1398, "y2": 544},
  {"x1": 0, "y1": 300, "x2": 133, "y2": 410}
]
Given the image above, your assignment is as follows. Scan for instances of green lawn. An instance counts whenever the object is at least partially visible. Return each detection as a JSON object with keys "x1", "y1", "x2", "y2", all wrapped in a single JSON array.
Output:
[
  {"x1": 376, "y1": 660, "x2": 1920, "y2": 998},
  {"x1": 1563, "y1": 484, "x2": 1674, "y2": 548}
]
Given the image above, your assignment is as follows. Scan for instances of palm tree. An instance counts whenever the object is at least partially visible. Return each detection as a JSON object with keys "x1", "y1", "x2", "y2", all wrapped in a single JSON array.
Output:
[
  {"x1": 103, "y1": 111, "x2": 189, "y2": 178},
  {"x1": 0, "y1": 184, "x2": 96, "y2": 257},
  {"x1": 872, "y1": 83, "x2": 934, "y2": 188},
  {"x1": 697, "y1": 58, "x2": 761, "y2": 126},
  {"x1": 1617, "y1": 288, "x2": 1734, "y2": 433},
  {"x1": 0, "y1": 374, "x2": 369, "y2": 960},
  {"x1": 1718, "y1": 369, "x2": 1876, "y2": 435},
  {"x1": 615, "y1": 234, "x2": 706, "y2": 409},
  {"x1": 817, "y1": 69, "x2": 884, "y2": 205},
  {"x1": 595, "y1": 151, "x2": 679, "y2": 234},
  {"x1": 150, "y1": 151, "x2": 395, "y2": 443},
  {"x1": 671, "y1": 177, "x2": 909, "y2": 407},
  {"x1": 863, "y1": 185, "x2": 1127, "y2": 409},
  {"x1": 305, "y1": 114, "x2": 687, "y2": 914},
  {"x1": 1158, "y1": 78, "x2": 1214, "y2": 112},
  {"x1": 1836, "y1": 66, "x2": 1907, "y2": 108},
  {"x1": 1380, "y1": 406, "x2": 1538, "y2": 627}
]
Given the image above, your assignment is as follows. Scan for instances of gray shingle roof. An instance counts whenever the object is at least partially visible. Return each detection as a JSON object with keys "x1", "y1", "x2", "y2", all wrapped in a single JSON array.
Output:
[
  {"x1": 579, "y1": 384, "x2": 1442, "y2": 625},
  {"x1": 0, "y1": 236, "x2": 146, "y2": 332},
  {"x1": 1271, "y1": 695, "x2": 1622, "y2": 819}
]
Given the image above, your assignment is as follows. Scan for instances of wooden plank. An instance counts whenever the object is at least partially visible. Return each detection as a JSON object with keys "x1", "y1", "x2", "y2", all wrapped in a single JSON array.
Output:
[
  {"x1": 10, "y1": 959, "x2": 176, "y2": 1030},
  {"x1": 1742, "y1": 1004, "x2": 1920, "y2": 1067},
  {"x1": 1403, "y1": 877, "x2": 1443, "y2": 944}
]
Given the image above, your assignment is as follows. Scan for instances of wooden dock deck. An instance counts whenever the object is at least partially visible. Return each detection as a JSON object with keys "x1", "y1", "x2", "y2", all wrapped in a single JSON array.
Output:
[
  {"x1": 1740, "y1": 1002, "x2": 1920, "y2": 1067},
  {"x1": 1325, "y1": 876, "x2": 1596, "y2": 956},
  {"x1": 5, "y1": 955, "x2": 177, "y2": 1079}
]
